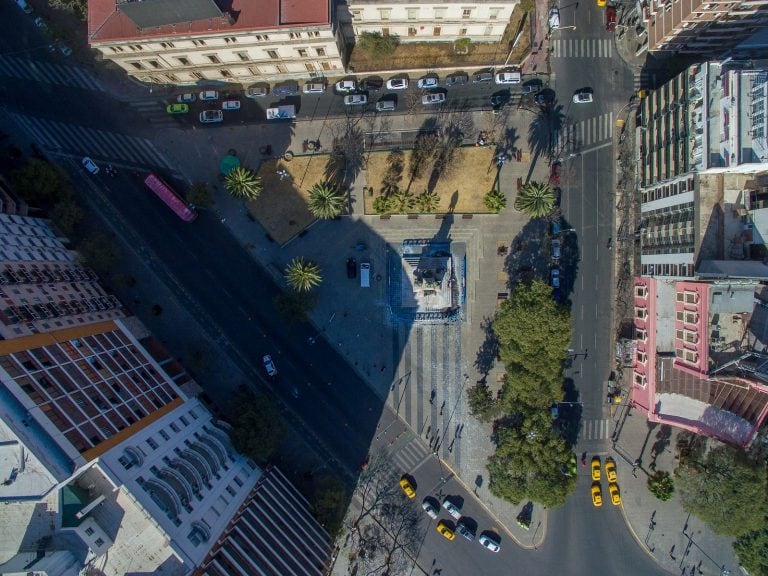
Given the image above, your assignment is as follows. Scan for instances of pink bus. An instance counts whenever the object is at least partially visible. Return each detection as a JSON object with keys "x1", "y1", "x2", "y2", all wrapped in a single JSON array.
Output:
[{"x1": 143, "y1": 173, "x2": 198, "y2": 223}]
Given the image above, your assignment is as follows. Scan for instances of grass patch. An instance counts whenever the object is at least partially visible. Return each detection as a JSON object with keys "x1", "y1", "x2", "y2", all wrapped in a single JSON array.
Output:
[
  {"x1": 250, "y1": 155, "x2": 328, "y2": 245},
  {"x1": 363, "y1": 147, "x2": 499, "y2": 214}
]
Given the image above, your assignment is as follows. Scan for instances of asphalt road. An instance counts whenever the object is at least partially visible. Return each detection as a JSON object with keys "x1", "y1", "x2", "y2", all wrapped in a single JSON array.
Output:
[{"x1": 0, "y1": 5, "x2": 669, "y2": 575}]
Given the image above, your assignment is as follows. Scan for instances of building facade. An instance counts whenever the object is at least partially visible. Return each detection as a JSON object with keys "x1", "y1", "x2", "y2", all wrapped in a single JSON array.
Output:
[
  {"x1": 342, "y1": 0, "x2": 515, "y2": 44},
  {"x1": 88, "y1": 0, "x2": 345, "y2": 86}
]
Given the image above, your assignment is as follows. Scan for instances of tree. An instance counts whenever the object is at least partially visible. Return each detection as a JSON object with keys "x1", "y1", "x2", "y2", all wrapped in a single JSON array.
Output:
[
  {"x1": 188, "y1": 181, "x2": 213, "y2": 208},
  {"x1": 500, "y1": 368, "x2": 562, "y2": 413},
  {"x1": 225, "y1": 166, "x2": 263, "y2": 200},
  {"x1": 677, "y1": 443, "x2": 768, "y2": 536},
  {"x1": 391, "y1": 188, "x2": 414, "y2": 213},
  {"x1": 467, "y1": 382, "x2": 501, "y2": 422},
  {"x1": 382, "y1": 150, "x2": 404, "y2": 195},
  {"x1": 273, "y1": 291, "x2": 317, "y2": 323},
  {"x1": 50, "y1": 199, "x2": 84, "y2": 236},
  {"x1": 493, "y1": 280, "x2": 572, "y2": 381},
  {"x1": 308, "y1": 182, "x2": 346, "y2": 219},
  {"x1": 416, "y1": 190, "x2": 439, "y2": 213},
  {"x1": 76, "y1": 231, "x2": 119, "y2": 275},
  {"x1": 311, "y1": 474, "x2": 347, "y2": 538},
  {"x1": 409, "y1": 133, "x2": 440, "y2": 180},
  {"x1": 284, "y1": 257, "x2": 322, "y2": 292},
  {"x1": 484, "y1": 188, "x2": 507, "y2": 213},
  {"x1": 514, "y1": 181, "x2": 555, "y2": 218},
  {"x1": 229, "y1": 391, "x2": 286, "y2": 464},
  {"x1": 357, "y1": 31, "x2": 400, "y2": 57},
  {"x1": 12, "y1": 159, "x2": 71, "y2": 206},
  {"x1": 646, "y1": 470, "x2": 675, "y2": 501},
  {"x1": 373, "y1": 195, "x2": 395, "y2": 215},
  {"x1": 487, "y1": 411, "x2": 577, "y2": 507},
  {"x1": 735, "y1": 527, "x2": 768, "y2": 576},
  {"x1": 49, "y1": 0, "x2": 87, "y2": 19}
]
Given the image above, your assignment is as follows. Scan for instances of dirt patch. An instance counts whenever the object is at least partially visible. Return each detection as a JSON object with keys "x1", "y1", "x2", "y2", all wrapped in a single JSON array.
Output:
[
  {"x1": 363, "y1": 147, "x2": 499, "y2": 214},
  {"x1": 349, "y1": 7, "x2": 530, "y2": 73},
  {"x1": 250, "y1": 155, "x2": 330, "y2": 245}
]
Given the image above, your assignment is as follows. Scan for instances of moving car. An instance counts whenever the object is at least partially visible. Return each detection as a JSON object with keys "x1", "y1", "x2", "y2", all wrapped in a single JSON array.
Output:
[
  {"x1": 386, "y1": 77, "x2": 409, "y2": 90},
  {"x1": 344, "y1": 94, "x2": 367, "y2": 106},
  {"x1": 445, "y1": 73, "x2": 469, "y2": 86},
  {"x1": 422, "y1": 92, "x2": 446, "y2": 105},
  {"x1": 605, "y1": 458, "x2": 618, "y2": 483},
  {"x1": 591, "y1": 482, "x2": 603, "y2": 507},
  {"x1": 262, "y1": 354, "x2": 277, "y2": 377},
  {"x1": 479, "y1": 534, "x2": 501, "y2": 553},
  {"x1": 597, "y1": 0, "x2": 607, "y2": 6},
  {"x1": 551, "y1": 268, "x2": 560, "y2": 288},
  {"x1": 551, "y1": 239, "x2": 562, "y2": 260},
  {"x1": 245, "y1": 84, "x2": 269, "y2": 98},
  {"x1": 199, "y1": 90, "x2": 219, "y2": 101},
  {"x1": 436, "y1": 521, "x2": 456, "y2": 541},
  {"x1": 495, "y1": 71, "x2": 521, "y2": 84},
  {"x1": 335, "y1": 79, "x2": 357, "y2": 93},
  {"x1": 222, "y1": 100, "x2": 241, "y2": 110},
  {"x1": 199, "y1": 110, "x2": 223, "y2": 123},
  {"x1": 177, "y1": 93, "x2": 196, "y2": 103},
  {"x1": 591, "y1": 456, "x2": 601, "y2": 481},
  {"x1": 456, "y1": 519, "x2": 476, "y2": 541},
  {"x1": 573, "y1": 89, "x2": 594, "y2": 103},
  {"x1": 303, "y1": 83, "x2": 326, "y2": 94},
  {"x1": 548, "y1": 6, "x2": 561, "y2": 29},
  {"x1": 442, "y1": 497, "x2": 462, "y2": 520},
  {"x1": 417, "y1": 76, "x2": 439, "y2": 89},
  {"x1": 606, "y1": 6, "x2": 617, "y2": 31},
  {"x1": 473, "y1": 71, "x2": 493, "y2": 83},
  {"x1": 166, "y1": 103, "x2": 189, "y2": 114},
  {"x1": 608, "y1": 482, "x2": 622, "y2": 506},
  {"x1": 15, "y1": 0, "x2": 33, "y2": 14},
  {"x1": 82, "y1": 157, "x2": 99, "y2": 175},
  {"x1": 346, "y1": 257, "x2": 357, "y2": 279},
  {"x1": 34, "y1": 16, "x2": 48, "y2": 30},
  {"x1": 421, "y1": 498, "x2": 438, "y2": 519},
  {"x1": 399, "y1": 477, "x2": 416, "y2": 499}
]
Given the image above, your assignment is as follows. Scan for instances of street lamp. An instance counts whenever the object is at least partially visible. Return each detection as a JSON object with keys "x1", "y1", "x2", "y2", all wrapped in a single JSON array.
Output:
[{"x1": 557, "y1": 25, "x2": 577, "y2": 31}]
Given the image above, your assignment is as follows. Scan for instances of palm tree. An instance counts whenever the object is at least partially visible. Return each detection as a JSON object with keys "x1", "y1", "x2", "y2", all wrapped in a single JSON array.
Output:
[
  {"x1": 284, "y1": 257, "x2": 322, "y2": 292},
  {"x1": 225, "y1": 167, "x2": 263, "y2": 200},
  {"x1": 373, "y1": 194, "x2": 394, "y2": 215},
  {"x1": 391, "y1": 188, "x2": 415, "y2": 213},
  {"x1": 308, "y1": 182, "x2": 346, "y2": 219},
  {"x1": 514, "y1": 181, "x2": 554, "y2": 218},
  {"x1": 483, "y1": 188, "x2": 507, "y2": 213},
  {"x1": 416, "y1": 190, "x2": 440, "y2": 213}
]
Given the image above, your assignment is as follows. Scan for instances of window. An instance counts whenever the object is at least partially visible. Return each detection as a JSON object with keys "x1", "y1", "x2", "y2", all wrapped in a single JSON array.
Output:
[
  {"x1": 676, "y1": 292, "x2": 684, "y2": 302},
  {"x1": 95, "y1": 538, "x2": 104, "y2": 547},
  {"x1": 146, "y1": 437, "x2": 158, "y2": 450},
  {"x1": 635, "y1": 285, "x2": 648, "y2": 298},
  {"x1": 110, "y1": 46, "x2": 124, "y2": 53},
  {"x1": 315, "y1": 47, "x2": 326, "y2": 56},
  {"x1": 408, "y1": 26, "x2": 417, "y2": 36},
  {"x1": 129, "y1": 62, "x2": 144, "y2": 70},
  {"x1": 206, "y1": 54, "x2": 220, "y2": 64},
  {"x1": 297, "y1": 48, "x2": 308, "y2": 57},
  {"x1": 224, "y1": 37, "x2": 237, "y2": 44},
  {"x1": 160, "y1": 42, "x2": 175, "y2": 48},
  {"x1": 118, "y1": 455, "x2": 134, "y2": 469},
  {"x1": 378, "y1": 8, "x2": 391, "y2": 19},
  {"x1": 236, "y1": 51, "x2": 249, "y2": 61},
  {"x1": 159, "y1": 429, "x2": 170, "y2": 441},
  {"x1": 192, "y1": 40, "x2": 207, "y2": 47},
  {"x1": 255, "y1": 34, "x2": 269, "y2": 41},
  {"x1": 290, "y1": 32, "x2": 301, "y2": 39},
  {"x1": 635, "y1": 307, "x2": 647, "y2": 319},
  {"x1": 148, "y1": 60, "x2": 161, "y2": 69},
  {"x1": 407, "y1": 7, "x2": 419, "y2": 18},
  {"x1": 170, "y1": 422, "x2": 180, "y2": 432},
  {"x1": 85, "y1": 527, "x2": 95, "y2": 536},
  {"x1": 489, "y1": 7, "x2": 501, "y2": 19},
  {"x1": 267, "y1": 50, "x2": 278, "y2": 59},
  {"x1": 462, "y1": 8, "x2": 473, "y2": 18},
  {"x1": 434, "y1": 8, "x2": 447, "y2": 19},
  {"x1": 635, "y1": 329, "x2": 647, "y2": 341},
  {"x1": 351, "y1": 9, "x2": 362, "y2": 19},
  {"x1": 433, "y1": 26, "x2": 441, "y2": 36},
  {"x1": 304, "y1": 62, "x2": 314, "y2": 72},
  {"x1": 382, "y1": 27, "x2": 390, "y2": 36},
  {"x1": 180, "y1": 416, "x2": 189, "y2": 426},
  {"x1": 459, "y1": 28, "x2": 468, "y2": 35}
]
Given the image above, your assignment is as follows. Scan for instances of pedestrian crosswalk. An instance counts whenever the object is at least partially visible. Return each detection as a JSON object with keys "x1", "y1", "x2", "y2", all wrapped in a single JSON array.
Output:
[
  {"x1": 127, "y1": 99, "x2": 183, "y2": 128},
  {"x1": 556, "y1": 112, "x2": 614, "y2": 152},
  {"x1": 633, "y1": 70, "x2": 655, "y2": 92},
  {"x1": 389, "y1": 439, "x2": 430, "y2": 473},
  {"x1": 581, "y1": 418, "x2": 613, "y2": 441},
  {"x1": 552, "y1": 38, "x2": 613, "y2": 59},
  {"x1": 7, "y1": 113, "x2": 174, "y2": 170},
  {"x1": 0, "y1": 56, "x2": 106, "y2": 92}
]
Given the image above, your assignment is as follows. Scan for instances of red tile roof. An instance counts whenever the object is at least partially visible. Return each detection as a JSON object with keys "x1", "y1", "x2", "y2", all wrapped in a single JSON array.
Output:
[{"x1": 88, "y1": 0, "x2": 329, "y2": 43}]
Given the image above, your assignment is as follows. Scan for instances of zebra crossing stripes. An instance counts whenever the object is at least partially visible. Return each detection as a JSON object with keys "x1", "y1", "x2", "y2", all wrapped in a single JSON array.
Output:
[
  {"x1": 128, "y1": 100, "x2": 181, "y2": 127},
  {"x1": 581, "y1": 418, "x2": 612, "y2": 441},
  {"x1": 0, "y1": 56, "x2": 106, "y2": 92},
  {"x1": 390, "y1": 440, "x2": 430, "y2": 473},
  {"x1": 558, "y1": 112, "x2": 614, "y2": 151},
  {"x1": 7, "y1": 113, "x2": 174, "y2": 170},
  {"x1": 552, "y1": 38, "x2": 613, "y2": 59},
  {"x1": 634, "y1": 70, "x2": 655, "y2": 92}
]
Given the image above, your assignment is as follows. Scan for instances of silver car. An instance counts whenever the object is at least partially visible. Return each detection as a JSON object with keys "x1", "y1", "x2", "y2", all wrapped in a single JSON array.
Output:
[
  {"x1": 199, "y1": 110, "x2": 223, "y2": 123},
  {"x1": 344, "y1": 94, "x2": 367, "y2": 106},
  {"x1": 442, "y1": 497, "x2": 462, "y2": 520},
  {"x1": 422, "y1": 92, "x2": 446, "y2": 105},
  {"x1": 245, "y1": 84, "x2": 268, "y2": 98},
  {"x1": 199, "y1": 90, "x2": 219, "y2": 101}
]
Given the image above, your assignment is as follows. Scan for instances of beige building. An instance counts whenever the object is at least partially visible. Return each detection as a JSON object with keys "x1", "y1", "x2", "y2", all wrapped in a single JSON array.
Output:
[
  {"x1": 342, "y1": 0, "x2": 515, "y2": 44},
  {"x1": 87, "y1": 0, "x2": 345, "y2": 86}
]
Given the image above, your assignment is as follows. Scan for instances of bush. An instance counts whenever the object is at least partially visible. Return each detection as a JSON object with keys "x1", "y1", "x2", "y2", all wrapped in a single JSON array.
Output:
[
  {"x1": 484, "y1": 188, "x2": 507, "y2": 213},
  {"x1": 358, "y1": 31, "x2": 400, "y2": 57},
  {"x1": 647, "y1": 470, "x2": 674, "y2": 501},
  {"x1": 467, "y1": 383, "x2": 501, "y2": 422}
]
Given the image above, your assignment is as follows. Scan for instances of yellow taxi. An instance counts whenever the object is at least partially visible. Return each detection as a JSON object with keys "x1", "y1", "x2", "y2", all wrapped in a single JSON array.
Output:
[
  {"x1": 605, "y1": 459, "x2": 617, "y2": 483},
  {"x1": 597, "y1": 0, "x2": 606, "y2": 6},
  {"x1": 399, "y1": 477, "x2": 416, "y2": 499},
  {"x1": 591, "y1": 482, "x2": 603, "y2": 507},
  {"x1": 591, "y1": 456, "x2": 601, "y2": 481},
  {"x1": 436, "y1": 520, "x2": 456, "y2": 540},
  {"x1": 609, "y1": 483, "x2": 622, "y2": 506}
]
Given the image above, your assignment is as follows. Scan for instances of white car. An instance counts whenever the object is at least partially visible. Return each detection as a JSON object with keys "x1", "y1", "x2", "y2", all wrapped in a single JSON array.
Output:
[
  {"x1": 222, "y1": 100, "x2": 241, "y2": 110},
  {"x1": 548, "y1": 6, "x2": 561, "y2": 29},
  {"x1": 422, "y1": 498, "x2": 438, "y2": 519},
  {"x1": 573, "y1": 90, "x2": 594, "y2": 103},
  {"x1": 386, "y1": 78, "x2": 409, "y2": 90},
  {"x1": 422, "y1": 92, "x2": 446, "y2": 105},
  {"x1": 199, "y1": 110, "x2": 223, "y2": 123},
  {"x1": 479, "y1": 534, "x2": 501, "y2": 553},
  {"x1": 442, "y1": 497, "x2": 462, "y2": 520},
  {"x1": 335, "y1": 80, "x2": 357, "y2": 93},
  {"x1": 303, "y1": 83, "x2": 326, "y2": 94},
  {"x1": 495, "y1": 71, "x2": 521, "y2": 84},
  {"x1": 58, "y1": 43, "x2": 72, "y2": 57},
  {"x1": 245, "y1": 85, "x2": 268, "y2": 98},
  {"x1": 81, "y1": 157, "x2": 99, "y2": 175},
  {"x1": 262, "y1": 354, "x2": 277, "y2": 377},
  {"x1": 344, "y1": 94, "x2": 367, "y2": 106},
  {"x1": 417, "y1": 76, "x2": 439, "y2": 89},
  {"x1": 177, "y1": 93, "x2": 196, "y2": 103},
  {"x1": 199, "y1": 90, "x2": 219, "y2": 101}
]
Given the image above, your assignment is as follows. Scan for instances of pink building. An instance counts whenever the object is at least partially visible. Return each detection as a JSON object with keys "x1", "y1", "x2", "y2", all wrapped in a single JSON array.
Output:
[{"x1": 631, "y1": 277, "x2": 768, "y2": 446}]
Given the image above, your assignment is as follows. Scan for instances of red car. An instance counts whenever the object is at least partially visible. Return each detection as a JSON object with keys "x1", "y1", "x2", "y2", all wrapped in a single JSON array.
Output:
[
  {"x1": 606, "y1": 6, "x2": 617, "y2": 31},
  {"x1": 549, "y1": 162, "x2": 561, "y2": 186}
]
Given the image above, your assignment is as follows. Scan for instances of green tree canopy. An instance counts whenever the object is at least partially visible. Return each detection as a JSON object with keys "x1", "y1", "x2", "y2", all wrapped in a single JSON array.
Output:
[
  {"x1": 735, "y1": 527, "x2": 768, "y2": 576},
  {"x1": 416, "y1": 190, "x2": 439, "y2": 213},
  {"x1": 500, "y1": 368, "x2": 562, "y2": 412},
  {"x1": 311, "y1": 474, "x2": 348, "y2": 538},
  {"x1": 188, "y1": 181, "x2": 214, "y2": 208},
  {"x1": 467, "y1": 382, "x2": 501, "y2": 423},
  {"x1": 484, "y1": 188, "x2": 507, "y2": 213},
  {"x1": 229, "y1": 391, "x2": 286, "y2": 464},
  {"x1": 487, "y1": 412, "x2": 576, "y2": 507},
  {"x1": 647, "y1": 470, "x2": 675, "y2": 501},
  {"x1": 51, "y1": 199, "x2": 84, "y2": 237},
  {"x1": 358, "y1": 31, "x2": 400, "y2": 57},
  {"x1": 308, "y1": 182, "x2": 346, "y2": 219},
  {"x1": 225, "y1": 166, "x2": 263, "y2": 200},
  {"x1": 493, "y1": 280, "x2": 572, "y2": 381},
  {"x1": 284, "y1": 257, "x2": 322, "y2": 292},
  {"x1": 76, "y1": 231, "x2": 119, "y2": 275},
  {"x1": 273, "y1": 290, "x2": 317, "y2": 324},
  {"x1": 514, "y1": 181, "x2": 555, "y2": 218},
  {"x1": 677, "y1": 443, "x2": 768, "y2": 536},
  {"x1": 12, "y1": 159, "x2": 71, "y2": 207}
]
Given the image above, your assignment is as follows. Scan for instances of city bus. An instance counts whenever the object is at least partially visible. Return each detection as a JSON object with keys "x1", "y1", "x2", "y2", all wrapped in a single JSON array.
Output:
[{"x1": 143, "y1": 173, "x2": 198, "y2": 223}]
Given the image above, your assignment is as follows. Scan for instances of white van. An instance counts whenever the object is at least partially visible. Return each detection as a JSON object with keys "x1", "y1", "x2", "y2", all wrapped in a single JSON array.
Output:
[{"x1": 360, "y1": 262, "x2": 371, "y2": 288}]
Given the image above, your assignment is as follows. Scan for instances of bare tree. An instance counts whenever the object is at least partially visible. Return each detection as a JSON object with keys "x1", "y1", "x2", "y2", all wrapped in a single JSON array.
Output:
[
  {"x1": 359, "y1": 500, "x2": 423, "y2": 576},
  {"x1": 329, "y1": 116, "x2": 366, "y2": 186},
  {"x1": 353, "y1": 451, "x2": 400, "y2": 529}
]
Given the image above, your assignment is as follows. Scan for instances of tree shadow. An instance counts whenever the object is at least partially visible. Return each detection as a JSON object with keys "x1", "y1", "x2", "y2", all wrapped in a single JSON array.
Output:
[
  {"x1": 649, "y1": 424, "x2": 672, "y2": 471},
  {"x1": 526, "y1": 104, "x2": 566, "y2": 180},
  {"x1": 474, "y1": 315, "x2": 500, "y2": 377},
  {"x1": 503, "y1": 218, "x2": 550, "y2": 290},
  {"x1": 558, "y1": 377, "x2": 582, "y2": 447}
]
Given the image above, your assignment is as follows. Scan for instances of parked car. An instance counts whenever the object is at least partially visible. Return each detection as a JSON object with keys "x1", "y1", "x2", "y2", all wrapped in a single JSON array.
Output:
[
  {"x1": 335, "y1": 79, "x2": 357, "y2": 93},
  {"x1": 606, "y1": 5, "x2": 617, "y2": 31},
  {"x1": 421, "y1": 498, "x2": 438, "y2": 519},
  {"x1": 605, "y1": 458, "x2": 618, "y2": 483},
  {"x1": 386, "y1": 77, "x2": 409, "y2": 90},
  {"x1": 573, "y1": 89, "x2": 594, "y2": 103},
  {"x1": 445, "y1": 73, "x2": 469, "y2": 86},
  {"x1": 58, "y1": 43, "x2": 72, "y2": 57},
  {"x1": 245, "y1": 84, "x2": 269, "y2": 98},
  {"x1": 33, "y1": 16, "x2": 48, "y2": 31},
  {"x1": 456, "y1": 519, "x2": 476, "y2": 541},
  {"x1": 495, "y1": 71, "x2": 521, "y2": 84},
  {"x1": 608, "y1": 482, "x2": 622, "y2": 506},
  {"x1": 551, "y1": 239, "x2": 562, "y2": 260},
  {"x1": 166, "y1": 103, "x2": 189, "y2": 114},
  {"x1": 548, "y1": 6, "x2": 561, "y2": 29},
  {"x1": 442, "y1": 497, "x2": 462, "y2": 520},
  {"x1": 551, "y1": 268, "x2": 560, "y2": 288},
  {"x1": 222, "y1": 100, "x2": 241, "y2": 110},
  {"x1": 344, "y1": 94, "x2": 368, "y2": 106},
  {"x1": 551, "y1": 219, "x2": 561, "y2": 235},
  {"x1": 199, "y1": 90, "x2": 219, "y2": 101},
  {"x1": 399, "y1": 477, "x2": 416, "y2": 499},
  {"x1": 273, "y1": 82, "x2": 298, "y2": 97},
  {"x1": 177, "y1": 93, "x2": 196, "y2": 103},
  {"x1": 422, "y1": 92, "x2": 446, "y2": 105},
  {"x1": 591, "y1": 482, "x2": 603, "y2": 507},
  {"x1": 597, "y1": 0, "x2": 607, "y2": 6},
  {"x1": 417, "y1": 76, "x2": 439, "y2": 89},
  {"x1": 81, "y1": 157, "x2": 99, "y2": 175},
  {"x1": 199, "y1": 110, "x2": 223, "y2": 123},
  {"x1": 361, "y1": 77, "x2": 384, "y2": 91},
  {"x1": 375, "y1": 98, "x2": 397, "y2": 112},
  {"x1": 262, "y1": 354, "x2": 277, "y2": 377},
  {"x1": 591, "y1": 456, "x2": 601, "y2": 481},
  {"x1": 436, "y1": 521, "x2": 456, "y2": 541},
  {"x1": 479, "y1": 534, "x2": 501, "y2": 553},
  {"x1": 473, "y1": 71, "x2": 493, "y2": 83},
  {"x1": 303, "y1": 83, "x2": 326, "y2": 94},
  {"x1": 521, "y1": 79, "x2": 543, "y2": 93},
  {"x1": 346, "y1": 258, "x2": 357, "y2": 279},
  {"x1": 15, "y1": 0, "x2": 33, "y2": 14}
]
